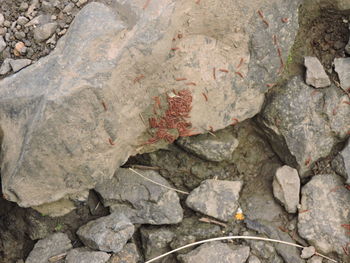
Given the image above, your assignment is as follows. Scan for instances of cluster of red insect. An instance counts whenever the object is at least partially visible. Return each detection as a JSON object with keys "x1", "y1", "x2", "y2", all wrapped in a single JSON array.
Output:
[{"x1": 144, "y1": 89, "x2": 193, "y2": 144}]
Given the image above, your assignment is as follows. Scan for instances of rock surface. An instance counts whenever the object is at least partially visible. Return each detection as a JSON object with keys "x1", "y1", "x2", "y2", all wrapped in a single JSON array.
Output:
[
  {"x1": 25, "y1": 233, "x2": 72, "y2": 263},
  {"x1": 77, "y1": 213, "x2": 134, "y2": 253},
  {"x1": 272, "y1": 165, "x2": 300, "y2": 213},
  {"x1": 66, "y1": 248, "x2": 111, "y2": 263},
  {"x1": 95, "y1": 168, "x2": 183, "y2": 225},
  {"x1": 334, "y1": 57, "x2": 350, "y2": 92},
  {"x1": 178, "y1": 242, "x2": 250, "y2": 263},
  {"x1": 0, "y1": 0, "x2": 302, "y2": 213},
  {"x1": 108, "y1": 243, "x2": 140, "y2": 263},
  {"x1": 257, "y1": 76, "x2": 350, "y2": 177},
  {"x1": 176, "y1": 129, "x2": 239, "y2": 162},
  {"x1": 9, "y1": 59, "x2": 32, "y2": 73},
  {"x1": 186, "y1": 179, "x2": 243, "y2": 221},
  {"x1": 304, "y1": 56, "x2": 330, "y2": 88},
  {"x1": 331, "y1": 141, "x2": 350, "y2": 184},
  {"x1": 298, "y1": 174, "x2": 350, "y2": 255}
]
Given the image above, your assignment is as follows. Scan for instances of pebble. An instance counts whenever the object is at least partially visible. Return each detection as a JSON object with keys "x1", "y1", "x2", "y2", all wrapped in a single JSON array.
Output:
[
  {"x1": 10, "y1": 59, "x2": 32, "y2": 73},
  {"x1": 77, "y1": 0, "x2": 88, "y2": 7},
  {"x1": 14, "y1": 41, "x2": 26, "y2": 56},
  {"x1": 301, "y1": 246, "x2": 315, "y2": 259},
  {"x1": 19, "y1": 2, "x2": 29, "y2": 12},
  {"x1": 0, "y1": 27, "x2": 6, "y2": 35},
  {"x1": 14, "y1": 31, "x2": 26, "y2": 40},
  {"x1": 0, "y1": 58, "x2": 12, "y2": 75},
  {"x1": 0, "y1": 14, "x2": 4, "y2": 26},
  {"x1": 304, "y1": 56, "x2": 330, "y2": 88},
  {"x1": 63, "y1": 3, "x2": 75, "y2": 14},
  {"x1": 3, "y1": 20, "x2": 11, "y2": 28},
  {"x1": 17, "y1": 16, "x2": 29, "y2": 26},
  {"x1": 33, "y1": 22, "x2": 57, "y2": 42},
  {"x1": 0, "y1": 36, "x2": 6, "y2": 52}
]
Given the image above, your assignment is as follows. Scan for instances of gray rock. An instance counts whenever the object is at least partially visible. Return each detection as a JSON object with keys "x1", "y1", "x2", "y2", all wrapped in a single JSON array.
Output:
[
  {"x1": 0, "y1": 36, "x2": 6, "y2": 52},
  {"x1": 300, "y1": 246, "x2": 315, "y2": 259},
  {"x1": 248, "y1": 240, "x2": 283, "y2": 262},
  {"x1": 307, "y1": 256, "x2": 323, "y2": 263},
  {"x1": 257, "y1": 76, "x2": 350, "y2": 177},
  {"x1": 0, "y1": 14, "x2": 4, "y2": 26},
  {"x1": 178, "y1": 242, "x2": 250, "y2": 263},
  {"x1": 10, "y1": 59, "x2": 32, "y2": 73},
  {"x1": 0, "y1": 58, "x2": 12, "y2": 75},
  {"x1": 186, "y1": 179, "x2": 242, "y2": 221},
  {"x1": 141, "y1": 227, "x2": 175, "y2": 261},
  {"x1": 14, "y1": 31, "x2": 26, "y2": 40},
  {"x1": 176, "y1": 129, "x2": 239, "y2": 162},
  {"x1": 248, "y1": 255, "x2": 261, "y2": 263},
  {"x1": 77, "y1": 0, "x2": 88, "y2": 7},
  {"x1": 19, "y1": 2, "x2": 29, "y2": 12},
  {"x1": 334, "y1": 57, "x2": 350, "y2": 92},
  {"x1": 331, "y1": 141, "x2": 350, "y2": 184},
  {"x1": 336, "y1": 0, "x2": 350, "y2": 10},
  {"x1": 63, "y1": 3, "x2": 75, "y2": 14},
  {"x1": 33, "y1": 22, "x2": 57, "y2": 42},
  {"x1": 25, "y1": 233, "x2": 72, "y2": 263},
  {"x1": 77, "y1": 213, "x2": 134, "y2": 253},
  {"x1": 17, "y1": 16, "x2": 29, "y2": 26},
  {"x1": 272, "y1": 165, "x2": 300, "y2": 213},
  {"x1": 298, "y1": 174, "x2": 350, "y2": 255},
  {"x1": 108, "y1": 243, "x2": 140, "y2": 263},
  {"x1": 95, "y1": 168, "x2": 183, "y2": 225},
  {"x1": 0, "y1": 0, "x2": 301, "y2": 214},
  {"x1": 304, "y1": 57, "x2": 330, "y2": 88},
  {"x1": 345, "y1": 37, "x2": 350, "y2": 55},
  {"x1": 66, "y1": 248, "x2": 111, "y2": 263}
]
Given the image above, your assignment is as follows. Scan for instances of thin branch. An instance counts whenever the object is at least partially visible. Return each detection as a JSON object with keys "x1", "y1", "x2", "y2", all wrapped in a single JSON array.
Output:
[
  {"x1": 144, "y1": 235, "x2": 338, "y2": 263},
  {"x1": 128, "y1": 168, "x2": 189, "y2": 195}
]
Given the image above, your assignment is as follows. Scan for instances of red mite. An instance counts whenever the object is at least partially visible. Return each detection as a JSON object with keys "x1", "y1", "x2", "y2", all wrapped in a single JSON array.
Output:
[
  {"x1": 102, "y1": 101, "x2": 107, "y2": 111},
  {"x1": 202, "y1": 92, "x2": 208, "y2": 101},
  {"x1": 219, "y1": 69, "x2": 229, "y2": 73},
  {"x1": 108, "y1": 138, "x2": 115, "y2": 145},
  {"x1": 213, "y1": 67, "x2": 216, "y2": 80}
]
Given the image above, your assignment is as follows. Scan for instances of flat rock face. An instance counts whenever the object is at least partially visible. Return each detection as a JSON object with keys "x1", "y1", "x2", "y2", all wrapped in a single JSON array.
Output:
[
  {"x1": 178, "y1": 242, "x2": 250, "y2": 263},
  {"x1": 334, "y1": 57, "x2": 350, "y2": 91},
  {"x1": 0, "y1": 0, "x2": 301, "y2": 214},
  {"x1": 272, "y1": 165, "x2": 300, "y2": 213},
  {"x1": 77, "y1": 213, "x2": 134, "y2": 253},
  {"x1": 66, "y1": 248, "x2": 111, "y2": 263},
  {"x1": 95, "y1": 168, "x2": 183, "y2": 225},
  {"x1": 186, "y1": 179, "x2": 242, "y2": 222},
  {"x1": 304, "y1": 56, "x2": 330, "y2": 88},
  {"x1": 25, "y1": 233, "x2": 72, "y2": 263},
  {"x1": 257, "y1": 76, "x2": 350, "y2": 176},
  {"x1": 298, "y1": 174, "x2": 350, "y2": 255},
  {"x1": 176, "y1": 129, "x2": 239, "y2": 162}
]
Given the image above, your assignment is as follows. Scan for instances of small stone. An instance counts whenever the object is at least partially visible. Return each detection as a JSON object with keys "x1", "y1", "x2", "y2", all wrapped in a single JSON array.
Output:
[
  {"x1": 334, "y1": 57, "x2": 350, "y2": 92},
  {"x1": 77, "y1": 0, "x2": 88, "y2": 7},
  {"x1": 4, "y1": 32, "x2": 10, "y2": 42},
  {"x1": 10, "y1": 59, "x2": 31, "y2": 73},
  {"x1": 41, "y1": 1, "x2": 56, "y2": 13},
  {"x1": 272, "y1": 165, "x2": 300, "y2": 213},
  {"x1": 307, "y1": 256, "x2": 323, "y2": 263},
  {"x1": 141, "y1": 227, "x2": 175, "y2": 260},
  {"x1": 247, "y1": 255, "x2": 261, "y2": 263},
  {"x1": 57, "y1": 29, "x2": 67, "y2": 36},
  {"x1": 0, "y1": 36, "x2": 6, "y2": 52},
  {"x1": 17, "y1": 16, "x2": 29, "y2": 26},
  {"x1": 63, "y1": 3, "x2": 75, "y2": 14},
  {"x1": 109, "y1": 243, "x2": 140, "y2": 263},
  {"x1": 304, "y1": 56, "x2": 330, "y2": 88},
  {"x1": 14, "y1": 31, "x2": 26, "y2": 40},
  {"x1": 33, "y1": 22, "x2": 57, "y2": 42},
  {"x1": 178, "y1": 242, "x2": 250, "y2": 263},
  {"x1": 300, "y1": 246, "x2": 315, "y2": 259},
  {"x1": 14, "y1": 41, "x2": 26, "y2": 56},
  {"x1": 3, "y1": 20, "x2": 11, "y2": 28},
  {"x1": 0, "y1": 14, "x2": 4, "y2": 26},
  {"x1": 77, "y1": 213, "x2": 134, "y2": 253},
  {"x1": 186, "y1": 179, "x2": 243, "y2": 222},
  {"x1": 333, "y1": 40, "x2": 345, "y2": 50},
  {"x1": 19, "y1": 2, "x2": 29, "y2": 12},
  {"x1": 0, "y1": 58, "x2": 12, "y2": 75},
  {"x1": 65, "y1": 248, "x2": 110, "y2": 263},
  {"x1": 0, "y1": 27, "x2": 6, "y2": 35},
  {"x1": 46, "y1": 34, "x2": 56, "y2": 45},
  {"x1": 25, "y1": 233, "x2": 72, "y2": 263}
]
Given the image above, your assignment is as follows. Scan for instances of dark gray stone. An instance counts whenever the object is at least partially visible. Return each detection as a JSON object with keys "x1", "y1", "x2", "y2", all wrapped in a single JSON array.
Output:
[
  {"x1": 298, "y1": 174, "x2": 350, "y2": 255},
  {"x1": 176, "y1": 128, "x2": 239, "y2": 162},
  {"x1": 334, "y1": 57, "x2": 350, "y2": 92},
  {"x1": 186, "y1": 179, "x2": 242, "y2": 222},
  {"x1": 25, "y1": 233, "x2": 72, "y2": 263},
  {"x1": 272, "y1": 165, "x2": 300, "y2": 213},
  {"x1": 66, "y1": 248, "x2": 111, "y2": 263},
  {"x1": 178, "y1": 242, "x2": 249, "y2": 263},
  {"x1": 95, "y1": 168, "x2": 183, "y2": 225},
  {"x1": 304, "y1": 56, "x2": 330, "y2": 88},
  {"x1": 77, "y1": 213, "x2": 134, "y2": 253}
]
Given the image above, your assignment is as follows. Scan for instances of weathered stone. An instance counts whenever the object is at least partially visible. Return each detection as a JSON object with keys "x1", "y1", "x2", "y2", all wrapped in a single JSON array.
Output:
[
  {"x1": 0, "y1": 58, "x2": 12, "y2": 75},
  {"x1": 248, "y1": 255, "x2": 261, "y2": 263},
  {"x1": 108, "y1": 243, "x2": 140, "y2": 263},
  {"x1": 300, "y1": 246, "x2": 315, "y2": 259},
  {"x1": 272, "y1": 165, "x2": 300, "y2": 213},
  {"x1": 176, "y1": 128, "x2": 239, "y2": 162},
  {"x1": 17, "y1": 16, "x2": 29, "y2": 26},
  {"x1": 96, "y1": 168, "x2": 183, "y2": 225},
  {"x1": 25, "y1": 233, "x2": 72, "y2": 263},
  {"x1": 0, "y1": 0, "x2": 301, "y2": 214},
  {"x1": 336, "y1": 0, "x2": 350, "y2": 10},
  {"x1": 141, "y1": 227, "x2": 175, "y2": 261},
  {"x1": 178, "y1": 242, "x2": 249, "y2": 263},
  {"x1": 186, "y1": 179, "x2": 242, "y2": 221},
  {"x1": 257, "y1": 76, "x2": 350, "y2": 177},
  {"x1": 331, "y1": 141, "x2": 350, "y2": 184},
  {"x1": 307, "y1": 256, "x2": 323, "y2": 263},
  {"x1": 298, "y1": 174, "x2": 350, "y2": 255},
  {"x1": 304, "y1": 56, "x2": 330, "y2": 88},
  {"x1": 77, "y1": 213, "x2": 134, "y2": 253},
  {"x1": 66, "y1": 248, "x2": 111, "y2": 263},
  {"x1": 334, "y1": 57, "x2": 350, "y2": 92},
  {"x1": 10, "y1": 59, "x2": 31, "y2": 73},
  {"x1": 33, "y1": 22, "x2": 57, "y2": 42},
  {"x1": 0, "y1": 36, "x2": 6, "y2": 52},
  {"x1": 0, "y1": 14, "x2": 4, "y2": 26}
]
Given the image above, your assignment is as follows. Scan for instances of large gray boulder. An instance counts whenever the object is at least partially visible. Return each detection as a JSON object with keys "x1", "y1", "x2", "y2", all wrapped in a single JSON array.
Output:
[
  {"x1": 0, "y1": 0, "x2": 302, "y2": 214},
  {"x1": 257, "y1": 76, "x2": 350, "y2": 176},
  {"x1": 298, "y1": 174, "x2": 350, "y2": 255},
  {"x1": 95, "y1": 168, "x2": 183, "y2": 224}
]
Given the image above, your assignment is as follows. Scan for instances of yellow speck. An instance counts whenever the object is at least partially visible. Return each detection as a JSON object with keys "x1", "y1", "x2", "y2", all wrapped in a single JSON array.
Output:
[{"x1": 235, "y1": 212, "x2": 245, "y2": 220}]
